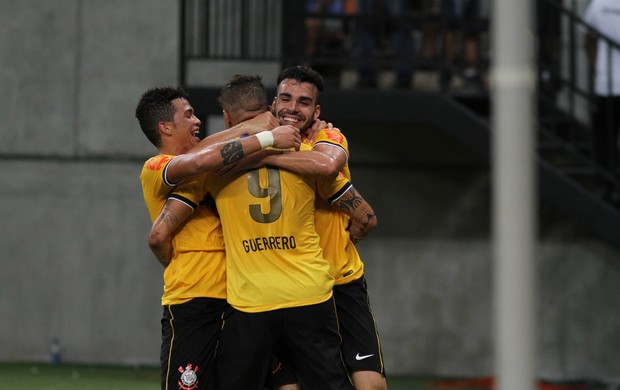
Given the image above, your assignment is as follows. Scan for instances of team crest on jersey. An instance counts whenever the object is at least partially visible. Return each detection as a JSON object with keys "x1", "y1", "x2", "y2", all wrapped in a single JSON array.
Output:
[
  {"x1": 178, "y1": 363, "x2": 199, "y2": 390},
  {"x1": 324, "y1": 128, "x2": 344, "y2": 143}
]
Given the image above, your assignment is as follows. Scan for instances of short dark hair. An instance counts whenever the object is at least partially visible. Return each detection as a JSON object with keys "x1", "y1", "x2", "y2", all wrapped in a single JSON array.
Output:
[
  {"x1": 276, "y1": 66, "x2": 325, "y2": 97},
  {"x1": 135, "y1": 86, "x2": 189, "y2": 147},
  {"x1": 217, "y1": 74, "x2": 268, "y2": 113}
]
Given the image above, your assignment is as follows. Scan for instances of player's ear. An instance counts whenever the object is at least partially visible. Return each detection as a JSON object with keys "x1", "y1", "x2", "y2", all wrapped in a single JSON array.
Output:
[
  {"x1": 223, "y1": 110, "x2": 234, "y2": 129},
  {"x1": 158, "y1": 121, "x2": 173, "y2": 137},
  {"x1": 313, "y1": 104, "x2": 321, "y2": 121},
  {"x1": 270, "y1": 97, "x2": 277, "y2": 113}
]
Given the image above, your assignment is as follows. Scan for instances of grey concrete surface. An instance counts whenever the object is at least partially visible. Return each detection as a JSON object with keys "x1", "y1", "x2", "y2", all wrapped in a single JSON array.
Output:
[{"x1": 1, "y1": 0, "x2": 620, "y2": 384}]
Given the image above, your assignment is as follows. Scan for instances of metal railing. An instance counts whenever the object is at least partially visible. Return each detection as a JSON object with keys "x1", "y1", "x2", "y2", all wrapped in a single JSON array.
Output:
[
  {"x1": 179, "y1": 0, "x2": 619, "y2": 186},
  {"x1": 179, "y1": 0, "x2": 490, "y2": 91},
  {"x1": 537, "y1": 0, "x2": 620, "y2": 190}
]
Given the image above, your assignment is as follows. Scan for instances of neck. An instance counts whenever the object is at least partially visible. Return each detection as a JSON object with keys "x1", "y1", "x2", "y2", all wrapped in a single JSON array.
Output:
[{"x1": 158, "y1": 142, "x2": 185, "y2": 156}]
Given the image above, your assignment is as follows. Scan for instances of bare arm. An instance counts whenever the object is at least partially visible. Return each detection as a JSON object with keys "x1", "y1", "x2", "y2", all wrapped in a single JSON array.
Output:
[
  {"x1": 263, "y1": 143, "x2": 346, "y2": 179},
  {"x1": 332, "y1": 185, "x2": 378, "y2": 244},
  {"x1": 166, "y1": 125, "x2": 301, "y2": 184},
  {"x1": 190, "y1": 111, "x2": 280, "y2": 152},
  {"x1": 148, "y1": 198, "x2": 194, "y2": 267},
  {"x1": 217, "y1": 120, "x2": 345, "y2": 177}
]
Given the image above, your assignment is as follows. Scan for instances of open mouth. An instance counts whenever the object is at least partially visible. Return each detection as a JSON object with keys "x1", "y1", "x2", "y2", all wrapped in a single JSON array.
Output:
[{"x1": 281, "y1": 115, "x2": 302, "y2": 125}]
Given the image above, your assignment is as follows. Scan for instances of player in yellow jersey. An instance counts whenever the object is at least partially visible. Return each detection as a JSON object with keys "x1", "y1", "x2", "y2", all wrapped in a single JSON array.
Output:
[
  {"x1": 222, "y1": 67, "x2": 386, "y2": 390},
  {"x1": 135, "y1": 86, "x2": 300, "y2": 390},
  {"x1": 270, "y1": 68, "x2": 386, "y2": 390},
  {"x1": 207, "y1": 74, "x2": 356, "y2": 389}
]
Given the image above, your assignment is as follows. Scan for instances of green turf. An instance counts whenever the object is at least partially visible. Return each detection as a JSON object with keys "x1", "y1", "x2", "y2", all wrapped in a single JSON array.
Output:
[
  {"x1": 0, "y1": 363, "x2": 428, "y2": 389},
  {"x1": 0, "y1": 363, "x2": 610, "y2": 390},
  {"x1": 0, "y1": 363, "x2": 160, "y2": 390}
]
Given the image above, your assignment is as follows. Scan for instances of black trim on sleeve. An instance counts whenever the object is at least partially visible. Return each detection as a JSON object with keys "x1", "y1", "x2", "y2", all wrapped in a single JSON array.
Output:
[
  {"x1": 313, "y1": 141, "x2": 349, "y2": 160},
  {"x1": 328, "y1": 181, "x2": 352, "y2": 204},
  {"x1": 169, "y1": 194, "x2": 197, "y2": 210},
  {"x1": 162, "y1": 158, "x2": 178, "y2": 187}
]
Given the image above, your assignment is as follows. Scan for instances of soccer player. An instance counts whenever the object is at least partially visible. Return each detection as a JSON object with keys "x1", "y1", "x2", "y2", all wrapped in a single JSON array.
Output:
[
  {"x1": 271, "y1": 67, "x2": 386, "y2": 390},
  {"x1": 225, "y1": 67, "x2": 386, "y2": 390},
  {"x1": 208, "y1": 73, "x2": 358, "y2": 389},
  {"x1": 135, "y1": 86, "x2": 300, "y2": 390}
]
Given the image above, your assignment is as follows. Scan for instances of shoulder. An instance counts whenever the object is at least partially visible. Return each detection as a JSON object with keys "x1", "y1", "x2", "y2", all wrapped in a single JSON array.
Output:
[
  {"x1": 315, "y1": 128, "x2": 347, "y2": 145},
  {"x1": 143, "y1": 154, "x2": 174, "y2": 172}
]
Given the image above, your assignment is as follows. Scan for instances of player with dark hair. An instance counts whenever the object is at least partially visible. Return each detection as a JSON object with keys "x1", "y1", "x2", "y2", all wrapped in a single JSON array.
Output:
[
  {"x1": 272, "y1": 66, "x2": 386, "y2": 390},
  {"x1": 224, "y1": 66, "x2": 385, "y2": 390},
  {"x1": 135, "y1": 86, "x2": 300, "y2": 390},
  {"x1": 209, "y1": 73, "x2": 359, "y2": 390}
]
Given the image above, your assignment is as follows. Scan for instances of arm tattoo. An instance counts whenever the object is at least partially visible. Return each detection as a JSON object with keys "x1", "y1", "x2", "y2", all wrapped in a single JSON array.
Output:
[
  {"x1": 336, "y1": 187, "x2": 363, "y2": 214},
  {"x1": 160, "y1": 203, "x2": 180, "y2": 229},
  {"x1": 221, "y1": 140, "x2": 245, "y2": 165},
  {"x1": 359, "y1": 212, "x2": 376, "y2": 232},
  {"x1": 337, "y1": 187, "x2": 376, "y2": 239},
  {"x1": 161, "y1": 212, "x2": 178, "y2": 229}
]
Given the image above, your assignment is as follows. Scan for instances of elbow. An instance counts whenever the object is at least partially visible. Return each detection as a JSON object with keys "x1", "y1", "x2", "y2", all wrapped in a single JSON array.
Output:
[
  {"x1": 148, "y1": 229, "x2": 165, "y2": 251},
  {"x1": 323, "y1": 160, "x2": 341, "y2": 178},
  {"x1": 366, "y1": 213, "x2": 378, "y2": 234}
]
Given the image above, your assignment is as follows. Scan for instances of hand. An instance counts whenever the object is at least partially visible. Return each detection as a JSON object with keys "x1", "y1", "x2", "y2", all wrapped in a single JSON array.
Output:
[
  {"x1": 242, "y1": 111, "x2": 279, "y2": 134},
  {"x1": 271, "y1": 125, "x2": 301, "y2": 150},
  {"x1": 347, "y1": 220, "x2": 364, "y2": 245},
  {"x1": 306, "y1": 119, "x2": 339, "y2": 143}
]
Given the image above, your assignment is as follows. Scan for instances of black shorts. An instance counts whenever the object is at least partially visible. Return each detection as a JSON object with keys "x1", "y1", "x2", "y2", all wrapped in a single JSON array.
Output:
[
  {"x1": 334, "y1": 275, "x2": 385, "y2": 375},
  {"x1": 214, "y1": 298, "x2": 354, "y2": 390},
  {"x1": 269, "y1": 276, "x2": 385, "y2": 387},
  {"x1": 160, "y1": 297, "x2": 228, "y2": 390}
]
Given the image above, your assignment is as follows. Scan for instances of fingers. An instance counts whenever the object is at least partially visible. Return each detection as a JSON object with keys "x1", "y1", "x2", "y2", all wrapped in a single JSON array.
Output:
[
  {"x1": 246, "y1": 112, "x2": 279, "y2": 132},
  {"x1": 306, "y1": 120, "x2": 325, "y2": 143},
  {"x1": 272, "y1": 125, "x2": 301, "y2": 149}
]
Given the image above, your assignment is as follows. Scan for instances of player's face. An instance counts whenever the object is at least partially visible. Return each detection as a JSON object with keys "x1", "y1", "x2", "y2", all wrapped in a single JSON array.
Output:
[
  {"x1": 170, "y1": 98, "x2": 201, "y2": 153},
  {"x1": 272, "y1": 79, "x2": 320, "y2": 134}
]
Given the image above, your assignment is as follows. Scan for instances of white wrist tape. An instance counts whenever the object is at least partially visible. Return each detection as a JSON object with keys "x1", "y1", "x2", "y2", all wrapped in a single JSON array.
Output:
[{"x1": 255, "y1": 131, "x2": 274, "y2": 149}]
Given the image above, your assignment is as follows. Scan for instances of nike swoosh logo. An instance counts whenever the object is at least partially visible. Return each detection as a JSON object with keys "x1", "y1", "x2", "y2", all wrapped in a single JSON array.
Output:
[{"x1": 355, "y1": 353, "x2": 375, "y2": 361}]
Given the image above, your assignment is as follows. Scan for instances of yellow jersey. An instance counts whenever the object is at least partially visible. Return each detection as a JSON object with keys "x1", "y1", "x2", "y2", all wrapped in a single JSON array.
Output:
[
  {"x1": 309, "y1": 128, "x2": 365, "y2": 285},
  {"x1": 207, "y1": 144, "x2": 351, "y2": 312},
  {"x1": 140, "y1": 154, "x2": 227, "y2": 306}
]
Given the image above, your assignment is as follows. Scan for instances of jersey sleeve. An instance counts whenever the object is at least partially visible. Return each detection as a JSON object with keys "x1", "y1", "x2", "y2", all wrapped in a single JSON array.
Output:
[
  {"x1": 312, "y1": 128, "x2": 349, "y2": 160},
  {"x1": 140, "y1": 154, "x2": 205, "y2": 214},
  {"x1": 170, "y1": 173, "x2": 209, "y2": 210},
  {"x1": 141, "y1": 155, "x2": 174, "y2": 196},
  {"x1": 316, "y1": 171, "x2": 352, "y2": 204}
]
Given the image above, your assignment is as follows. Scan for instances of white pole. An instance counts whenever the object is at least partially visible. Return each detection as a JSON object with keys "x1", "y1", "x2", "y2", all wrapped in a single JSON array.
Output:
[{"x1": 491, "y1": 0, "x2": 537, "y2": 389}]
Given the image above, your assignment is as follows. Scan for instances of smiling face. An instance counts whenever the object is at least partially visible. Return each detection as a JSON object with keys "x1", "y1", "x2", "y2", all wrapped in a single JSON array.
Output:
[
  {"x1": 272, "y1": 78, "x2": 320, "y2": 135},
  {"x1": 167, "y1": 97, "x2": 201, "y2": 154}
]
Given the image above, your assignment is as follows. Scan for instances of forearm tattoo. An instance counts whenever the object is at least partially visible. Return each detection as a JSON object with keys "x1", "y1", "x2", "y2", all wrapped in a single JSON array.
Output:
[
  {"x1": 161, "y1": 211, "x2": 178, "y2": 229},
  {"x1": 160, "y1": 201, "x2": 180, "y2": 229},
  {"x1": 337, "y1": 187, "x2": 364, "y2": 214},
  {"x1": 221, "y1": 140, "x2": 245, "y2": 165},
  {"x1": 337, "y1": 187, "x2": 376, "y2": 237}
]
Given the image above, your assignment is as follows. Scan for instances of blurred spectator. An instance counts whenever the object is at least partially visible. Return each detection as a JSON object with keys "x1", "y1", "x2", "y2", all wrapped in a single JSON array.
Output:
[
  {"x1": 583, "y1": 0, "x2": 620, "y2": 175},
  {"x1": 305, "y1": 0, "x2": 357, "y2": 86},
  {"x1": 420, "y1": 0, "x2": 488, "y2": 91},
  {"x1": 419, "y1": 0, "x2": 442, "y2": 65},
  {"x1": 353, "y1": 0, "x2": 415, "y2": 88}
]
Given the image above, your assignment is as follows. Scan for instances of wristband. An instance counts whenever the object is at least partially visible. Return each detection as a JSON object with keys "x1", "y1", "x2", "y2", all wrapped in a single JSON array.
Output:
[{"x1": 255, "y1": 131, "x2": 274, "y2": 149}]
